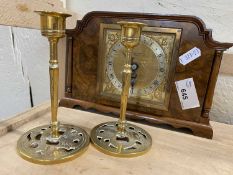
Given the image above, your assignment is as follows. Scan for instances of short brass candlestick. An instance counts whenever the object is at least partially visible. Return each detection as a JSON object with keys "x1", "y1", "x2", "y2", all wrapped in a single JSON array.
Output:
[
  {"x1": 17, "y1": 11, "x2": 89, "y2": 164},
  {"x1": 91, "y1": 21, "x2": 152, "y2": 157}
]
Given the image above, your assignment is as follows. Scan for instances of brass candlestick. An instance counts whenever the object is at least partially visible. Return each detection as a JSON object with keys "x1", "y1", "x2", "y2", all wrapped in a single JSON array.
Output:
[
  {"x1": 17, "y1": 11, "x2": 89, "y2": 164},
  {"x1": 91, "y1": 21, "x2": 152, "y2": 157}
]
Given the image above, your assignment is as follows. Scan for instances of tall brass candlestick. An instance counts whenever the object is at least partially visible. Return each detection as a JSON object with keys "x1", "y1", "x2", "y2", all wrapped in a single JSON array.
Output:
[
  {"x1": 17, "y1": 11, "x2": 89, "y2": 164},
  {"x1": 91, "y1": 21, "x2": 152, "y2": 157},
  {"x1": 117, "y1": 21, "x2": 145, "y2": 138}
]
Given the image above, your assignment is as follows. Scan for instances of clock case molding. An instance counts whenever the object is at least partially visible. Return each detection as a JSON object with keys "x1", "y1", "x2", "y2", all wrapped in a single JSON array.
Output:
[{"x1": 60, "y1": 11, "x2": 233, "y2": 139}]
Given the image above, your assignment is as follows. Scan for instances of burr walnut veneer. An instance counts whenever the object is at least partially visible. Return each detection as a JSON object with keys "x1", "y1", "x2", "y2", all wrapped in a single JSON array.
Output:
[{"x1": 60, "y1": 11, "x2": 233, "y2": 139}]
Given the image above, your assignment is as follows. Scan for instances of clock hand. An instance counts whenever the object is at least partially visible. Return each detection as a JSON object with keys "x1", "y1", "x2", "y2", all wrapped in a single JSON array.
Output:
[
  {"x1": 130, "y1": 63, "x2": 139, "y2": 94},
  {"x1": 131, "y1": 78, "x2": 136, "y2": 94}
]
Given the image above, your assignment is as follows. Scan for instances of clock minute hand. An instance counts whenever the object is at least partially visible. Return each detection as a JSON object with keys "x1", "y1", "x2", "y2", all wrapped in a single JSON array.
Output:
[{"x1": 130, "y1": 62, "x2": 139, "y2": 94}]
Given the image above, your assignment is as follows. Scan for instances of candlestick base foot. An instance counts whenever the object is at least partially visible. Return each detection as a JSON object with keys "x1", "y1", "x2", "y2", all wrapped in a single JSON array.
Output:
[
  {"x1": 17, "y1": 124, "x2": 89, "y2": 164},
  {"x1": 91, "y1": 121, "x2": 152, "y2": 157}
]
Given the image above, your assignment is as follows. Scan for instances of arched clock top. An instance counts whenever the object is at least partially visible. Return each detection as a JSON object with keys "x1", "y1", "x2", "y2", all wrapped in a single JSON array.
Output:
[{"x1": 68, "y1": 11, "x2": 233, "y2": 51}]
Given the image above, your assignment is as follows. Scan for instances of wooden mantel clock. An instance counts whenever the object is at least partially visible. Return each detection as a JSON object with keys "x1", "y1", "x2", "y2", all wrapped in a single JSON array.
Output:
[{"x1": 60, "y1": 11, "x2": 233, "y2": 139}]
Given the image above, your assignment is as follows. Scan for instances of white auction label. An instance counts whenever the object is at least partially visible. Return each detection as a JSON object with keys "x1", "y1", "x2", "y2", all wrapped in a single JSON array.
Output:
[
  {"x1": 179, "y1": 47, "x2": 201, "y2": 65},
  {"x1": 175, "y1": 78, "x2": 200, "y2": 110}
]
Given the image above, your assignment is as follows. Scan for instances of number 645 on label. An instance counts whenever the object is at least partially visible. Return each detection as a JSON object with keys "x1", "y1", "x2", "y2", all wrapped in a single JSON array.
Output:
[
  {"x1": 175, "y1": 78, "x2": 200, "y2": 110},
  {"x1": 181, "y1": 89, "x2": 188, "y2": 100}
]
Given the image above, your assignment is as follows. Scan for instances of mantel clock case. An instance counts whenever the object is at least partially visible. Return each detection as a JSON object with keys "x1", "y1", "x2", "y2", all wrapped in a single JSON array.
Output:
[{"x1": 60, "y1": 11, "x2": 233, "y2": 139}]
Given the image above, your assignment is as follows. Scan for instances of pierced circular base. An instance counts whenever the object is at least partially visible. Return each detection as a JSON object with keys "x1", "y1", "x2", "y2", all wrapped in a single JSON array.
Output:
[
  {"x1": 17, "y1": 124, "x2": 89, "y2": 164},
  {"x1": 91, "y1": 121, "x2": 152, "y2": 157}
]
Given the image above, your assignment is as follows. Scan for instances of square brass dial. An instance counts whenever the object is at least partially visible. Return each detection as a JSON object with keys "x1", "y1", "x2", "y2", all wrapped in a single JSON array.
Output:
[{"x1": 97, "y1": 23, "x2": 181, "y2": 110}]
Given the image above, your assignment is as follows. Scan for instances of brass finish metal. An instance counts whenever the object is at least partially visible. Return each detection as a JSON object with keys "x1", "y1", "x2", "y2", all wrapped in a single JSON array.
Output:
[
  {"x1": 91, "y1": 21, "x2": 152, "y2": 157},
  {"x1": 91, "y1": 122, "x2": 152, "y2": 157},
  {"x1": 97, "y1": 24, "x2": 181, "y2": 110},
  {"x1": 117, "y1": 21, "x2": 145, "y2": 136},
  {"x1": 17, "y1": 124, "x2": 89, "y2": 164},
  {"x1": 17, "y1": 11, "x2": 89, "y2": 164},
  {"x1": 35, "y1": 11, "x2": 71, "y2": 138}
]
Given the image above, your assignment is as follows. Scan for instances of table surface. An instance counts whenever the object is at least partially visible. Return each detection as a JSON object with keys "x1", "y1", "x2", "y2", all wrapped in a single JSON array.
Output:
[{"x1": 0, "y1": 104, "x2": 233, "y2": 175}]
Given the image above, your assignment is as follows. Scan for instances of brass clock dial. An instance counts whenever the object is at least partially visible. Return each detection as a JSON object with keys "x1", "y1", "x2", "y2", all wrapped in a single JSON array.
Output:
[
  {"x1": 106, "y1": 35, "x2": 166, "y2": 96},
  {"x1": 98, "y1": 24, "x2": 181, "y2": 110}
]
